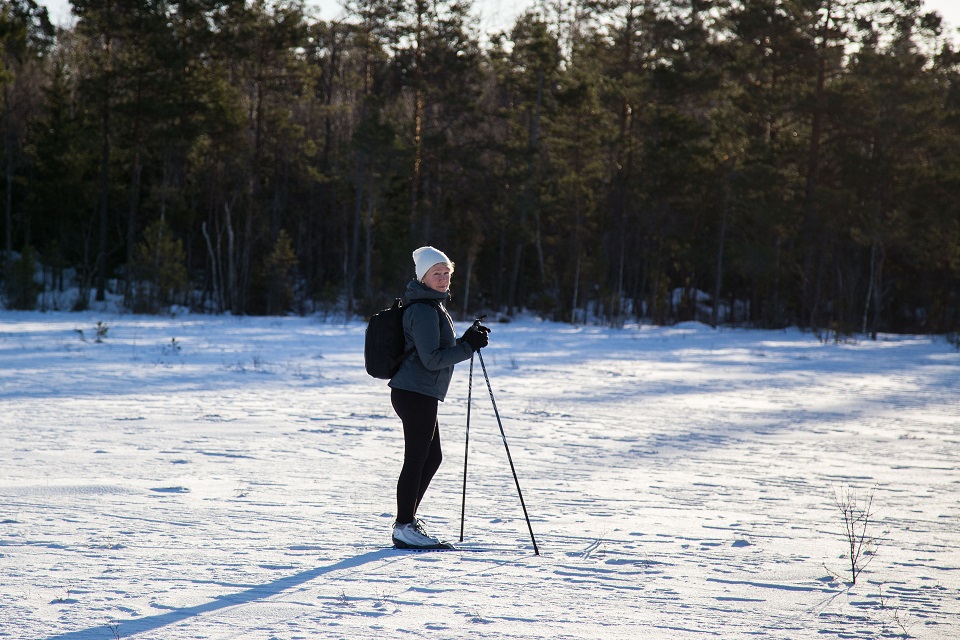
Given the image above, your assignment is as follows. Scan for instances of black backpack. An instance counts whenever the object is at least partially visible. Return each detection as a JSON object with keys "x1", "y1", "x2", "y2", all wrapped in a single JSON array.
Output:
[{"x1": 364, "y1": 298, "x2": 438, "y2": 379}]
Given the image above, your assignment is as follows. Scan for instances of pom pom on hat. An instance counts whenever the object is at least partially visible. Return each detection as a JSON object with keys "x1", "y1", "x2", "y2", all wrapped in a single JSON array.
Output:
[{"x1": 413, "y1": 246, "x2": 453, "y2": 282}]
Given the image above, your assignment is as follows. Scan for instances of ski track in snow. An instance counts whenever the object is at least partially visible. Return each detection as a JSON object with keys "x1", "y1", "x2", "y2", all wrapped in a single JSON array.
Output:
[{"x1": 1, "y1": 313, "x2": 958, "y2": 639}]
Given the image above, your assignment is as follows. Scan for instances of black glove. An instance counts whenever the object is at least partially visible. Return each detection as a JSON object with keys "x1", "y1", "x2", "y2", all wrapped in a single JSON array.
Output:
[{"x1": 462, "y1": 325, "x2": 490, "y2": 352}]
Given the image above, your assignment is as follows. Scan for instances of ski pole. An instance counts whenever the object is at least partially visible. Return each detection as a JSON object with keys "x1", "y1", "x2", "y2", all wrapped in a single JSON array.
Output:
[
  {"x1": 459, "y1": 352, "x2": 474, "y2": 542},
  {"x1": 460, "y1": 315, "x2": 484, "y2": 542},
  {"x1": 477, "y1": 349, "x2": 541, "y2": 556}
]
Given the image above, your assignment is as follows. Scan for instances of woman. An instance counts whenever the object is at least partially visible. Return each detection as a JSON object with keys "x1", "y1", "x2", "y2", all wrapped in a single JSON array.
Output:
[{"x1": 388, "y1": 246, "x2": 489, "y2": 549}]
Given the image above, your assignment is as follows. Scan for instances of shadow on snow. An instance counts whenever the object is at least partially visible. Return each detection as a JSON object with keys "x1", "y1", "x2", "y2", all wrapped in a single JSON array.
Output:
[{"x1": 43, "y1": 550, "x2": 390, "y2": 640}]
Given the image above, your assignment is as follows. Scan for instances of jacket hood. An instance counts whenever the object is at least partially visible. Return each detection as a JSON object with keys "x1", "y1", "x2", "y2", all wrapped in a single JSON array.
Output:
[{"x1": 405, "y1": 279, "x2": 451, "y2": 303}]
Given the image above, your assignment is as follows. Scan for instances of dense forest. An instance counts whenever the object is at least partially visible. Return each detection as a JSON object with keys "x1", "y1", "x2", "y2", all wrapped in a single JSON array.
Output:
[{"x1": 1, "y1": 0, "x2": 959, "y2": 335}]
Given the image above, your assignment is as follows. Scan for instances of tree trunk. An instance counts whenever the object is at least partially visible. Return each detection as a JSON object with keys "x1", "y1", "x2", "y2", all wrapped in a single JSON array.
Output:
[
  {"x1": 509, "y1": 66, "x2": 544, "y2": 314},
  {"x1": 3, "y1": 85, "x2": 12, "y2": 256},
  {"x1": 712, "y1": 206, "x2": 728, "y2": 328},
  {"x1": 800, "y1": 0, "x2": 835, "y2": 330},
  {"x1": 202, "y1": 221, "x2": 222, "y2": 312},
  {"x1": 365, "y1": 176, "x2": 374, "y2": 297},
  {"x1": 95, "y1": 88, "x2": 111, "y2": 302},
  {"x1": 225, "y1": 203, "x2": 237, "y2": 313},
  {"x1": 349, "y1": 150, "x2": 365, "y2": 316},
  {"x1": 409, "y1": 1, "x2": 426, "y2": 237},
  {"x1": 124, "y1": 149, "x2": 143, "y2": 299}
]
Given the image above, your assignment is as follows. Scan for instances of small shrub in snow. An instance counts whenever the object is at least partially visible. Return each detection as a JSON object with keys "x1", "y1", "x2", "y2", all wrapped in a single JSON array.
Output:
[
  {"x1": 73, "y1": 322, "x2": 109, "y2": 343},
  {"x1": 833, "y1": 485, "x2": 880, "y2": 585},
  {"x1": 879, "y1": 584, "x2": 914, "y2": 638},
  {"x1": 162, "y1": 338, "x2": 181, "y2": 355}
]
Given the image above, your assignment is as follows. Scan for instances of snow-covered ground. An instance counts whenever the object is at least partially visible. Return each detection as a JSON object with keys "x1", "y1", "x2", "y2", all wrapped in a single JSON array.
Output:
[{"x1": 1, "y1": 311, "x2": 958, "y2": 639}]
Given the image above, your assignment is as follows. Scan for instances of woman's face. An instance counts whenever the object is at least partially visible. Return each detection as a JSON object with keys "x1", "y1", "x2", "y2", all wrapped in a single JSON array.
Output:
[{"x1": 422, "y1": 262, "x2": 452, "y2": 293}]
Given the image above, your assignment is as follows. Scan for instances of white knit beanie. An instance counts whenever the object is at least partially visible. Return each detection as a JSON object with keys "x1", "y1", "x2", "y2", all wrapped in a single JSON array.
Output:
[{"x1": 413, "y1": 246, "x2": 453, "y2": 282}]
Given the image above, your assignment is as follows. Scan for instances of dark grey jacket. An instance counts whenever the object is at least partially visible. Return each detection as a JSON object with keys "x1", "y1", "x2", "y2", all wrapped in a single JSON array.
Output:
[{"x1": 388, "y1": 280, "x2": 473, "y2": 401}]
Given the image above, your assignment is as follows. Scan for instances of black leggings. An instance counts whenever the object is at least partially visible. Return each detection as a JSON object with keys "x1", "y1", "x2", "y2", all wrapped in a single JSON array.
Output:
[{"x1": 391, "y1": 388, "x2": 443, "y2": 524}]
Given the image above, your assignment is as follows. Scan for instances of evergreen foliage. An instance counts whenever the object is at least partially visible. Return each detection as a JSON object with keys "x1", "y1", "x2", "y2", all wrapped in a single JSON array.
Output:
[
  {"x1": 2, "y1": 244, "x2": 39, "y2": 309},
  {"x1": 0, "y1": 0, "x2": 957, "y2": 333},
  {"x1": 128, "y1": 217, "x2": 188, "y2": 313}
]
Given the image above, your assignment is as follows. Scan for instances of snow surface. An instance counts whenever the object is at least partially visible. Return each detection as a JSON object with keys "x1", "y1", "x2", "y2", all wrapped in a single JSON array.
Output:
[{"x1": 1, "y1": 311, "x2": 958, "y2": 640}]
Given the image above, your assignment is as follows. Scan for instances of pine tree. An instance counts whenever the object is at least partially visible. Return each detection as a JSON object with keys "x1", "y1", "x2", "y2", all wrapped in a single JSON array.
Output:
[{"x1": 128, "y1": 216, "x2": 188, "y2": 312}]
